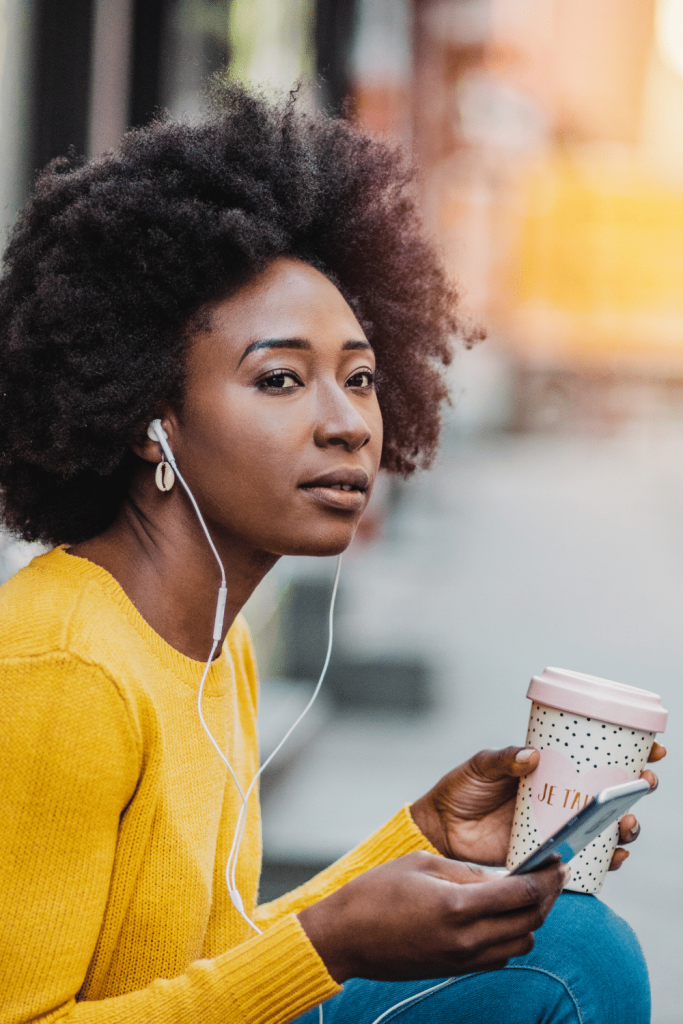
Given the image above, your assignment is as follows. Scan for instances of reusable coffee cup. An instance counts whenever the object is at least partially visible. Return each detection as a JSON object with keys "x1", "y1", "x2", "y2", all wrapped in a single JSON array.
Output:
[{"x1": 506, "y1": 668, "x2": 668, "y2": 894}]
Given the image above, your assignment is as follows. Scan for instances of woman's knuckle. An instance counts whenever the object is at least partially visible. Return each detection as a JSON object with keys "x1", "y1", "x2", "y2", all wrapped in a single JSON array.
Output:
[
  {"x1": 409, "y1": 850, "x2": 434, "y2": 871},
  {"x1": 446, "y1": 888, "x2": 466, "y2": 918},
  {"x1": 522, "y1": 874, "x2": 541, "y2": 903},
  {"x1": 448, "y1": 928, "x2": 470, "y2": 955}
]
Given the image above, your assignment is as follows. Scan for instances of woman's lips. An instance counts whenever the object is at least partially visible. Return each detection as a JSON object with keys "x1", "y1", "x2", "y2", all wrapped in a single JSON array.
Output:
[
  {"x1": 300, "y1": 485, "x2": 366, "y2": 511},
  {"x1": 299, "y1": 468, "x2": 369, "y2": 511}
]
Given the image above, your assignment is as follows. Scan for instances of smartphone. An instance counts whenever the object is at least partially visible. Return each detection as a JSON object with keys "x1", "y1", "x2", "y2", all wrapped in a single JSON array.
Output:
[{"x1": 510, "y1": 778, "x2": 651, "y2": 875}]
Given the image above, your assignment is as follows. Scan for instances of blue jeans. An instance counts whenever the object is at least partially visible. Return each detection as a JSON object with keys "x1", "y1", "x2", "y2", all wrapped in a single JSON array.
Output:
[{"x1": 295, "y1": 892, "x2": 650, "y2": 1024}]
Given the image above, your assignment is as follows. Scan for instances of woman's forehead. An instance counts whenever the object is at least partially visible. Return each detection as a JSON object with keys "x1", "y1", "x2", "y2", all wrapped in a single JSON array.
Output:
[{"x1": 200, "y1": 258, "x2": 366, "y2": 352}]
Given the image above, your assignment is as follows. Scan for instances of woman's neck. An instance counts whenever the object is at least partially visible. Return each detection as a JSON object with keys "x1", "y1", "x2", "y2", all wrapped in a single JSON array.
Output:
[{"x1": 70, "y1": 490, "x2": 278, "y2": 662}]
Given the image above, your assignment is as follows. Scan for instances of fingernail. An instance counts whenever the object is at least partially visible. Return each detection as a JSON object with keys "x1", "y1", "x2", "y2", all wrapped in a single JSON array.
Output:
[
  {"x1": 629, "y1": 822, "x2": 640, "y2": 840},
  {"x1": 651, "y1": 776, "x2": 659, "y2": 792},
  {"x1": 560, "y1": 864, "x2": 571, "y2": 885},
  {"x1": 515, "y1": 748, "x2": 536, "y2": 762}
]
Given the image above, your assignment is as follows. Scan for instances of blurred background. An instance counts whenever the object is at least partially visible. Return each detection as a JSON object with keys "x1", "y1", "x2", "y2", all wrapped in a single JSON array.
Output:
[{"x1": 1, "y1": 1, "x2": 683, "y2": 1020}]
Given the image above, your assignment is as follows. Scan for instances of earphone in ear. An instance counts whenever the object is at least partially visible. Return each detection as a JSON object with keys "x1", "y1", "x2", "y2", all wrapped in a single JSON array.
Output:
[
  {"x1": 146, "y1": 419, "x2": 166, "y2": 442},
  {"x1": 147, "y1": 418, "x2": 176, "y2": 467}
]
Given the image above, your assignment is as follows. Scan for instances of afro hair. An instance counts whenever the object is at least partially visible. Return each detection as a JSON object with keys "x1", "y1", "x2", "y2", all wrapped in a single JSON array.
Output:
[{"x1": 0, "y1": 84, "x2": 470, "y2": 545}]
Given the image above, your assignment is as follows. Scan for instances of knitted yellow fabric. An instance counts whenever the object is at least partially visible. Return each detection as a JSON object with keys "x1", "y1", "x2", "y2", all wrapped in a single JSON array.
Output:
[{"x1": 0, "y1": 548, "x2": 437, "y2": 1024}]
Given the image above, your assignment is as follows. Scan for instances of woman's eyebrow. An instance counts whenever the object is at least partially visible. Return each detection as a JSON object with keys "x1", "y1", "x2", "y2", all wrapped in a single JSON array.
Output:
[
  {"x1": 238, "y1": 337, "x2": 371, "y2": 365},
  {"x1": 238, "y1": 338, "x2": 310, "y2": 365}
]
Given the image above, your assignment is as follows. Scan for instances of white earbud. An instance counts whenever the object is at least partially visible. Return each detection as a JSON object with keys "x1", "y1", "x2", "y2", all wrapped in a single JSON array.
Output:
[
  {"x1": 146, "y1": 419, "x2": 166, "y2": 442},
  {"x1": 147, "y1": 418, "x2": 176, "y2": 468}
]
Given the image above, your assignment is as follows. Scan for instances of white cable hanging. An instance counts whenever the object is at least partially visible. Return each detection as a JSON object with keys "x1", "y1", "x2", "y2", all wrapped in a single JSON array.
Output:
[{"x1": 149, "y1": 419, "x2": 343, "y2": 933}]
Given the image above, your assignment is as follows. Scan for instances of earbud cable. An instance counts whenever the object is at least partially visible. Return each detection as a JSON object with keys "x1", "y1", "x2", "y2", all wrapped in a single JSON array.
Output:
[
  {"x1": 226, "y1": 554, "x2": 342, "y2": 907},
  {"x1": 153, "y1": 425, "x2": 342, "y2": 933}
]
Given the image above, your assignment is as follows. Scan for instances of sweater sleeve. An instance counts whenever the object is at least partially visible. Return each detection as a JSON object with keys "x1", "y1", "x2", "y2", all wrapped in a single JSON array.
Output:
[
  {"x1": 254, "y1": 805, "x2": 441, "y2": 931},
  {"x1": 1, "y1": 654, "x2": 139, "y2": 1022},
  {"x1": 0, "y1": 655, "x2": 339, "y2": 1024}
]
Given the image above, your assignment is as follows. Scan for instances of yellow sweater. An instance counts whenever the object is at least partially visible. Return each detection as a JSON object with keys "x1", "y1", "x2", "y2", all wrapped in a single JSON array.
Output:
[{"x1": 0, "y1": 548, "x2": 437, "y2": 1024}]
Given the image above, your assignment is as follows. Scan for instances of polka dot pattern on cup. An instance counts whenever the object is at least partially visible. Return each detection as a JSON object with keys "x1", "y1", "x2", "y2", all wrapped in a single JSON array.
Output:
[{"x1": 506, "y1": 702, "x2": 655, "y2": 894}]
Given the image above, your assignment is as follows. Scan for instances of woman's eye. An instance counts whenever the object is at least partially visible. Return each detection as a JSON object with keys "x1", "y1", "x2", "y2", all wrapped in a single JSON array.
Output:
[
  {"x1": 260, "y1": 371, "x2": 302, "y2": 390},
  {"x1": 347, "y1": 370, "x2": 375, "y2": 389}
]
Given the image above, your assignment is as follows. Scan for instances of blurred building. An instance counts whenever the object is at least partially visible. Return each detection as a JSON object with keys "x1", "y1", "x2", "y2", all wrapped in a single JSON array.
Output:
[
  {"x1": 0, "y1": 0, "x2": 356, "y2": 241},
  {"x1": 405, "y1": 1, "x2": 683, "y2": 429}
]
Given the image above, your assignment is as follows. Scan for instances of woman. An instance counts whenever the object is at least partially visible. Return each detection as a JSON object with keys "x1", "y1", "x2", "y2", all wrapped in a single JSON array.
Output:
[{"x1": 0, "y1": 86, "x2": 661, "y2": 1024}]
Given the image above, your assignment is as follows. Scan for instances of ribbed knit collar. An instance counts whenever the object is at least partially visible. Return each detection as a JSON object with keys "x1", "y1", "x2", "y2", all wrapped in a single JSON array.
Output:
[{"x1": 50, "y1": 546, "x2": 232, "y2": 696}]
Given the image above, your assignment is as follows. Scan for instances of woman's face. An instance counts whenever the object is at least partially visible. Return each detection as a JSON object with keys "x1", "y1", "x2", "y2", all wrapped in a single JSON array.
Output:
[{"x1": 161, "y1": 257, "x2": 383, "y2": 558}]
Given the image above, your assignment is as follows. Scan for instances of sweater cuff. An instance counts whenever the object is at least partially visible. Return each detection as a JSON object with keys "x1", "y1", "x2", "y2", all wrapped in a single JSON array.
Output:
[
  {"x1": 370, "y1": 804, "x2": 442, "y2": 860},
  {"x1": 221, "y1": 914, "x2": 340, "y2": 1024}
]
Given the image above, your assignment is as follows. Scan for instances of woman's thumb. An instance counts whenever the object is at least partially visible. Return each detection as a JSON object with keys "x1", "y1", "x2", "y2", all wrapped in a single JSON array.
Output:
[{"x1": 471, "y1": 746, "x2": 540, "y2": 780}]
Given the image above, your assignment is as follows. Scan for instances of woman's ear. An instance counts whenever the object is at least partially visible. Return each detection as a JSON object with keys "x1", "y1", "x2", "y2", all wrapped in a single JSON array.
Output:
[{"x1": 130, "y1": 416, "x2": 173, "y2": 463}]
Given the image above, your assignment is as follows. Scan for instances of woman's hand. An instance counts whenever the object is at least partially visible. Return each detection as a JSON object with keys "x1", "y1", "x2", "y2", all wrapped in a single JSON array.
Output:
[
  {"x1": 297, "y1": 852, "x2": 567, "y2": 984},
  {"x1": 410, "y1": 742, "x2": 666, "y2": 868}
]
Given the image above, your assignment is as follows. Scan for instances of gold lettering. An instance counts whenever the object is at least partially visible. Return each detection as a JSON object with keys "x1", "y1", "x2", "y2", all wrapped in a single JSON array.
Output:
[
  {"x1": 563, "y1": 789, "x2": 572, "y2": 808},
  {"x1": 547, "y1": 785, "x2": 556, "y2": 805},
  {"x1": 538, "y1": 783, "x2": 548, "y2": 803},
  {"x1": 571, "y1": 791, "x2": 581, "y2": 810}
]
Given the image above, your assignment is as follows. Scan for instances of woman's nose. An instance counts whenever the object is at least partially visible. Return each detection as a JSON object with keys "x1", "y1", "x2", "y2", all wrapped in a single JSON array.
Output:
[{"x1": 313, "y1": 385, "x2": 372, "y2": 453}]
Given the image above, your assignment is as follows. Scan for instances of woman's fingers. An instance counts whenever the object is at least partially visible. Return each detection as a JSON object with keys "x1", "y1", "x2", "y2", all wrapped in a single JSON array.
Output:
[
  {"x1": 608, "y1": 847, "x2": 630, "y2": 871},
  {"x1": 462, "y1": 933, "x2": 535, "y2": 971},
  {"x1": 611, "y1": 767, "x2": 661, "y2": 867},
  {"x1": 647, "y1": 741, "x2": 666, "y2": 763},
  {"x1": 441, "y1": 860, "x2": 567, "y2": 920},
  {"x1": 453, "y1": 884, "x2": 558, "y2": 948},
  {"x1": 438, "y1": 864, "x2": 566, "y2": 970},
  {"x1": 611, "y1": 771, "x2": 658, "y2": 866},
  {"x1": 618, "y1": 814, "x2": 640, "y2": 844}
]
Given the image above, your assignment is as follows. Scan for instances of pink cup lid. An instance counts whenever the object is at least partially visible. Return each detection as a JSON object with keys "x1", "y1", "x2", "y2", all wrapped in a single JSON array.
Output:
[{"x1": 527, "y1": 667, "x2": 668, "y2": 733}]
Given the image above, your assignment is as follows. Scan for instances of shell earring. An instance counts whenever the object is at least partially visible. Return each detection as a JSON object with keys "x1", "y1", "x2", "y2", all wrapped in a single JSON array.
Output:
[{"x1": 155, "y1": 460, "x2": 175, "y2": 492}]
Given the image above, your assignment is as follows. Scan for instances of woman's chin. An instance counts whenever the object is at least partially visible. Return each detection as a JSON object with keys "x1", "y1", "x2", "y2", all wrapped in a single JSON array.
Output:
[{"x1": 274, "y1": 523, "x2": 360, "y2": 559}]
